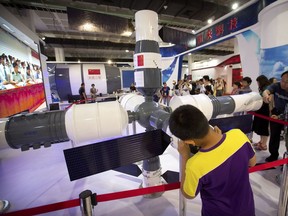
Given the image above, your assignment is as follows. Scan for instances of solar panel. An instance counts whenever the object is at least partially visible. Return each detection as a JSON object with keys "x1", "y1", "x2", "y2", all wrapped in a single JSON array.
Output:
[
  {"x1": 113, "y1": 164, "x2": 142, "y2": 177},
  {"x1": 162, "y1": 171, "x2": 179, "y2": 184},
  {"x1": 209, "y1": 114, "x2": 253, "y2": 134},
  {"x1": 64, "y1": 129, "x2": 171, "y2": 181}
]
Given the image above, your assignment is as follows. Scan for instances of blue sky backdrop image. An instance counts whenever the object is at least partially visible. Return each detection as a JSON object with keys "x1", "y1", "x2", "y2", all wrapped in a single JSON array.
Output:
[{"x1": 260, "y1": 44, "x2": 288, "y2": 80}]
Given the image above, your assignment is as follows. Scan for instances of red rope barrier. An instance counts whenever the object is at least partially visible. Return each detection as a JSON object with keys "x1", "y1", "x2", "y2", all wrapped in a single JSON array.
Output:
[
  {"x1": 249, "y1": 158, "x2": 288, "y2": 173},
  {"x1": 4, "y1": 159, "x2": 288, "y2": 216},
  {"x1": 97, "y1": 182, "x2": 180, "y2": 202},
  {"x1": 3, "y1": 199, "x2": 80, "y2": 216},
  {"x1": 248, "y1": 111, "x2": 288, "y2": 126}
]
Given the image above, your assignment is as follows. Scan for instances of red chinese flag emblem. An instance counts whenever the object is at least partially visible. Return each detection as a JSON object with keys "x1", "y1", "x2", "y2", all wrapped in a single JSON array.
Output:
[
  {"x1": 137, "y1": 55, "x2": 144, "y2": 66},
  {"x1": 88, "y1": 69, "x2": 100, "y2": 75}
]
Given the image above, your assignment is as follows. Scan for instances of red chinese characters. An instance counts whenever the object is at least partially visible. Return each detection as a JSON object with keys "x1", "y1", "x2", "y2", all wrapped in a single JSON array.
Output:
[
  {"x1": 215, "y1": 24, "x2": 224, "y2": 37},
  {"x1": 229, "y1": 17, "x2": 238, "y2": 30},
  {"x1": 88, "y1": 69, "x2": 100, "y2": 75},
  {"x1": 196, "y1": 34, "x2": 204, "y2": 45},
  {"x1": 206, "y1": 29, "x2": 213, "y2": 40}
]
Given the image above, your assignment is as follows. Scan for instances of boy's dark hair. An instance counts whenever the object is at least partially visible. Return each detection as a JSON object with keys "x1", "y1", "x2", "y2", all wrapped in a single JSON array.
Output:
[
  {"x1": 169, "y1": 105, "x2": 209, "y2": 140},
  {"x1": 242, "y1": 77, "x2": 252, "y2": 84}
]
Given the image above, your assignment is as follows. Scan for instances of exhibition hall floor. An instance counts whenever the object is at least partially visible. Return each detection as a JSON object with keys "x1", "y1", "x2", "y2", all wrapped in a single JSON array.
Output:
[{"x1": 0, "y1": 120, "x2": 286, "y2": 216}]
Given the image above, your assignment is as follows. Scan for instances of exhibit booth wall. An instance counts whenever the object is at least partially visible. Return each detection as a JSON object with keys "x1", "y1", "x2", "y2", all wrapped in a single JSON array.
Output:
[{"x1": 236, "y1": 0, "x2": 288, "y2": 91}]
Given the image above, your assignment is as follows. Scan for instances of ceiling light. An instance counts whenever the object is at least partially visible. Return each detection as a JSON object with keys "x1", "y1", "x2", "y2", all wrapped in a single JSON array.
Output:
[
  {"x1": 81, "y1": 22, "x2": 97, "y2": 32},
  {"x1": 78, "y1": 60, "x2": 81, "y2": 63},
  {"x1": 42, "y1": 37, "x2": 45, "y2": 40},
  {"x1": 188, "y1": 53, "x2": 191, "y2": 56},
  {"x1": 191, "y1": 30, "x2": 196, "y2": 34},
  {"x1": 232, "y1": 3, "x2": 239, "y2": 10},
  {"x1": 122, "y1": 31, "x2": 132, "y2": 37},
  {"x1": 107, "y1": 60, "x2": 112, "y2": 64},
  {"x1": 207, "y1": 19, "x2": 213, "y2": 24},
  {"x1": 125, "y1": 50, "x2": 129, "y2": 53}
]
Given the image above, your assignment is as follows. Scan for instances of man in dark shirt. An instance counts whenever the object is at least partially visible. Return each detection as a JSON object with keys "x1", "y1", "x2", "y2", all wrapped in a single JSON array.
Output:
[
  {"x1": 160, "y1": 82, "x2": 170, "y2": 106},
  {"x1": 79, "y1": 83, "x2": 87, "y2": 104},
  {"x1": 263, "y1": 70, "x2": 288, "y2": 162}
]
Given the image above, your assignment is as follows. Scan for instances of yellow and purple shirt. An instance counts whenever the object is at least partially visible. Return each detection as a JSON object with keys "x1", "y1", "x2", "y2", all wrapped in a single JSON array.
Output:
[{"x1": 184, "y1": 129, "x2": 255, "y2": 216}]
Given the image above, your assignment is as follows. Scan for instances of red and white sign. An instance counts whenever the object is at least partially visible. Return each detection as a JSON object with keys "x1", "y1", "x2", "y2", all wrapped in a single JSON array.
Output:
[
  {"x1": 31, "y1": 50, "x2": 39, "y2": 60},
  {"x1": 88, "y1": 69, "x2": 101, "y2": 75},
  {"x1": 137, "y1": 55, "x2": 144, "y2": 67}
]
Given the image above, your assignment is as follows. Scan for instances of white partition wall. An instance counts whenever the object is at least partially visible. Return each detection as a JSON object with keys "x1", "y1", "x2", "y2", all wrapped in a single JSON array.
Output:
[
  {"x1": 82, "y1": 64, "x2": 107, "y2": 95},
  {"x1": 235, "y1": 26, "x2": 260, "y2": 92},
  {"x1": 68, "y1": 64, "x2": 82, "y2": 95}
]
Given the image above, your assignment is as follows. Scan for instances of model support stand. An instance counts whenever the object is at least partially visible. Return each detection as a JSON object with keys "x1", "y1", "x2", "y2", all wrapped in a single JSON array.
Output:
[
  {"x1": 135, "y1": 98, "x2": 165, "y2": 198},
  {"x1": 141, "y1": 156, "x2": 164, "y2": 198}
]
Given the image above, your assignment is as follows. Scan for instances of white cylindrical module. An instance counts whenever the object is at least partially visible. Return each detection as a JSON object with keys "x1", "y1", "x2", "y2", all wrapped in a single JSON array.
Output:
[
  {"x1": 135, "y1": 10, "x2": 158, "y2": 42},
  {"x1": 169, "y1": 92, "x2": 262, "y2": 120},
  {"x1": 169, "y1": 94, "x2": 214, "y2": 120},
  {"x1": 119, "y1": 93, "x2": 145, "y2": 111},
  {"x1": 231, "y1": 92, "x2": 262, "y2": 113},
  {"x1": 65, "y1": 101, "x2": 129, "y2": 146},
  {"x1": 0, "y1": 120, "x2": 8, "y2": 149},
  {"x1": 134, "y1": 10, "x2": 162, "y2": 96},
  {"x1": 168, "y1": 92, "x2": 263, "y2": 149}
]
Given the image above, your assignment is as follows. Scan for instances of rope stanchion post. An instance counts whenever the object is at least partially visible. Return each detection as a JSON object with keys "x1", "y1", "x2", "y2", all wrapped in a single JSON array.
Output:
[
  {"x1": 278, "y1": 152, "x2": 288, "y2": 216},
  {"x1": 79, "y1": 190, "x2": 97, "y2": 216}
]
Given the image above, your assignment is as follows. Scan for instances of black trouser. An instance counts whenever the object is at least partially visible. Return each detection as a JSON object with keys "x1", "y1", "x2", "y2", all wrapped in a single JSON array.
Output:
[{"x1": 268, "y1": 121, "x2": 284, "y2": 159}]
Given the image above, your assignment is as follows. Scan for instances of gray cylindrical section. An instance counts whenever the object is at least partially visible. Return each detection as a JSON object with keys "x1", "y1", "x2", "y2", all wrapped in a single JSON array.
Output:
[
  {"x1": 79, "y1": 190, "x2": 93, "y2": 216},
  {"x1": 135, "y1": 40, "x2": 160, "y2": 54},
  {"x1": 136, "y1": 100, "x2": 159, "y2": 128},
  {"x1": 149, "y1": 109, "x2": 170, "y2": 130},
  {"x1": 209, "y1": 95, "x2": 236, "y2": 118},
  {"x1": 5, "y1": 110, "x2": 69, "y2": 150},
  {"x1": 135, "y1": 68, "x2": 162, "y2": 96},
  {"x1": 143, "y1": 156, "x2": 161, "y2": 171}
]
